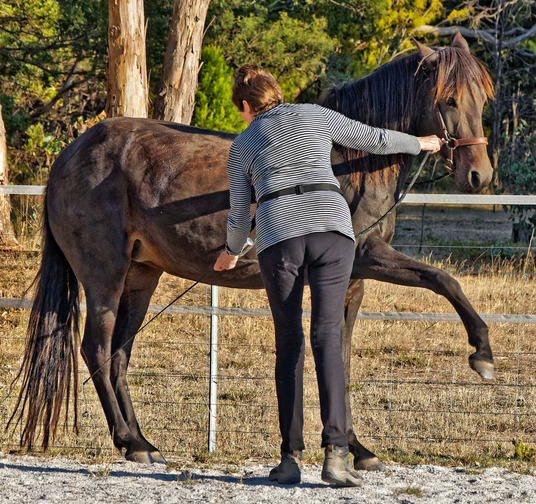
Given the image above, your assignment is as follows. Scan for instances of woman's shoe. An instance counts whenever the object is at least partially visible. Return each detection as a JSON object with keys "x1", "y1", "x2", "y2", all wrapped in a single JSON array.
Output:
[
  {"x1": 321, "y1": 445, "x2": 363, "y2": 487},
  {"x1": 268, "y1": 450, "x2": 302, "y2": 484}
]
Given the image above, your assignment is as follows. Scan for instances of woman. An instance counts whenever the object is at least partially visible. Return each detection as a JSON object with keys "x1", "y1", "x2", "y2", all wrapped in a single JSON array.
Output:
[{"x1": 214, "y1": 65, "x2": 442, "y2": 487}]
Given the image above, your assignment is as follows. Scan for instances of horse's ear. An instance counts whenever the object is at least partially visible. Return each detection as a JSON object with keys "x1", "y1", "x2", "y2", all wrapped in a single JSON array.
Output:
[
  {"x1": 452, "y1": 32, "x2": 471, "y2": 53},
  {"x1": 412, "y1": 38, "x2": 438, "y2": 67}
]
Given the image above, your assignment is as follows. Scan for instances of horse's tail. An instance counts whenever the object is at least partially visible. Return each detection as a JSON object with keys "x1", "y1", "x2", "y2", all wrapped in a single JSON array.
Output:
[{"x1": 8, "y1": 189, "x2": 80, "y2": 451}]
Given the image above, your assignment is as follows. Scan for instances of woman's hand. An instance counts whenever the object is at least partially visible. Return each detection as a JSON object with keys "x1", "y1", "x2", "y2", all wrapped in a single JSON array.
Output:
[
  {"x1": 213, "y1": 250, "x2": 239, "y2": 271},
  {"x1": 417, "y1": 135, "x2": 444, "y2": 154}
]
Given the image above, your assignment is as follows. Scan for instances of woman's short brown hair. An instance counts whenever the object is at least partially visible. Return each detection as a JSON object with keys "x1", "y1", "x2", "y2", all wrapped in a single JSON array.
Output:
[{"x1": 231, "y1": 65, "x2": 284, "y2": 116}]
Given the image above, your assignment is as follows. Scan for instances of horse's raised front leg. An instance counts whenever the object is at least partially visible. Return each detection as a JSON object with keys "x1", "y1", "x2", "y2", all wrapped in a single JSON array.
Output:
[
  {"x1": 109, "y1": 262, "x2": 164, "y2": 463},
  {"x1": 342, "y1": 279, "x2": 386, "y2": 471},
  {"x1": 354, "y1": 236, "x2": 494, "y2": 379}
]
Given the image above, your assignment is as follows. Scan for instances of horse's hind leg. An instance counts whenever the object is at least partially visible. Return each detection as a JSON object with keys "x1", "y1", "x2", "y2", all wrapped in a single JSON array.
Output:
[
  {"x1": 81, "y1": 280, "x2": 135, "y2": 458},
  {"x1": 342, "y1": 280, "x2": 385, "y2": 471},
  {"x1": 80, "y1": 251, "x2": 165, "y2": 464},
  {"x1": 109, "y1": 262, "x2": 164, "y2": 463},
  {"x1": 81, "y1": 262, "x2": 164, "y2": 464}
]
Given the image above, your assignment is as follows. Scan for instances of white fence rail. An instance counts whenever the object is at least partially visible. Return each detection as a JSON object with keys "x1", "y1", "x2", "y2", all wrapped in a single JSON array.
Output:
[
  {"x1": 1, "y1": 297, "x2": 535, "y2": 324},
  {"x1": 2, "y1": 184, "x2": 536, "y2": 206},
  {"x1": 0, "y1": 185, "x2": 46, "y2": 195}
]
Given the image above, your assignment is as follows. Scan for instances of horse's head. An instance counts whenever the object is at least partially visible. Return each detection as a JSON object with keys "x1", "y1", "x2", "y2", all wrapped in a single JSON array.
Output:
[{"x1": 414, "y1": 34, "x2": 494, "y2": 193}]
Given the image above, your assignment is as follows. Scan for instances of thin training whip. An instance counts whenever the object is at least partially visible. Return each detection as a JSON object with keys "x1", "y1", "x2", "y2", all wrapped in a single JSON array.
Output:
[{"x1": 82, "y1": 239, "x2": 255, "y2": 386}]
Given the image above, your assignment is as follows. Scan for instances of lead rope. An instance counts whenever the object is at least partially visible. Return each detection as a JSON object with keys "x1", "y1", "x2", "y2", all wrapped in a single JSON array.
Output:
[
  {"x1": 82, "y1": 154, "x2": 431, "y2": 385},
  {"x1": 354, "y1": 151, "x2": 431, "y2": 239},
  {"x1": 412, "y1": 170, "x2": 451, "y2": 186}
]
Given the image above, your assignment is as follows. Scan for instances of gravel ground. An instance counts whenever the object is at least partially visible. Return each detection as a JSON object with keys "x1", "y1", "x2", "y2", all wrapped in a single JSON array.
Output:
[{"x1": 1, "y1": 453, "x2": 535, "y2": 504}]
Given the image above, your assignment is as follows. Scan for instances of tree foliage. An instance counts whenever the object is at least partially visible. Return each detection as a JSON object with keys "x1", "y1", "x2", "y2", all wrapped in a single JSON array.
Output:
[
  {"x1": 207, "y1": 5, "x2": 337, "y2": 101},
  {"x1": 0, "y1": 0, "x2": 107, "y2": 116},
  {"x1": 364, "y1": 0, "x2": 443, "y2": 67},
  {"x1": 1, "y1": 0, "x2": 62, "y2": 98},
  {"x1": 191, "y1": 45, "x2": 244, "y2": 133},
  {"x1": 0, "y1": 0, "x2": 107, "y2": 182},
  {"x1": 0, "y1": 0, "x2": 533, "y2": 212}
]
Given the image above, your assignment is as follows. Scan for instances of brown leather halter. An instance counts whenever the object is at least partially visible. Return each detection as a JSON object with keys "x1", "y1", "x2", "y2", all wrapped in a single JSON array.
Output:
[{"x1": 436, "y1": 105, "x2": 488, "y2": 172}]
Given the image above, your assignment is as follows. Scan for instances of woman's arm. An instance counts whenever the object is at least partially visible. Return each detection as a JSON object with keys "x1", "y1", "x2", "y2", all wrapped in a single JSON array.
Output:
[
  {"x1": 214, "y1": 142, "x2": 252, "y2": 271},
  {"x1": 320, "y1": 106, "x2": 441, "y2": 155}
]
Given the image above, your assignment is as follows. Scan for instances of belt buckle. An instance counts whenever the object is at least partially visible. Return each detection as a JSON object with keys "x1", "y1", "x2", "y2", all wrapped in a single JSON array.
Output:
[{"x1": 295, "y1": 185, "x2": 304, "y2": 195}]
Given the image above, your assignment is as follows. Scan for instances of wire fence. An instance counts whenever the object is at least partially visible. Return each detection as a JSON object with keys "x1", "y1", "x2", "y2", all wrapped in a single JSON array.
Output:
[{"x1": 0, "y1": 188, "x2": 535, "y2": 464}]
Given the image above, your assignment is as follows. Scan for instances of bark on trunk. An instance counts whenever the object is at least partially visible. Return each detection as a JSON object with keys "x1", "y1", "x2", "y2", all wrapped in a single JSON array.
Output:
[
  {"x1": 106, "y1": 0, "x2": 148, "y2": 118},
  {"x1": 0, "y1": 104, "x2": 20, "y2": 249},
  {"x1": 152, "y1": 0, "x2": 210, "y2": 124}
]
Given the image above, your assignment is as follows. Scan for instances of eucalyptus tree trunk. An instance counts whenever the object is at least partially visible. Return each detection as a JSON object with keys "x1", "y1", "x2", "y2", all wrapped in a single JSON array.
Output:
[
  {"x1": 105, "y1": 0, "x2": 148, "y2": 118},
  {"x1": 152, "y1": 0, "x2": 211, "y2": 124},
  {"x1": 0, "y1": 104, "x2": 19, "y2": 248}
]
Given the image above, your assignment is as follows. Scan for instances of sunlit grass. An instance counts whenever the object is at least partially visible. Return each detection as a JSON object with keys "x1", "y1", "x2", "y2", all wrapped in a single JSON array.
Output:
[{"x1": 0, "y1": 201, "x2": 535, "y2": 471}]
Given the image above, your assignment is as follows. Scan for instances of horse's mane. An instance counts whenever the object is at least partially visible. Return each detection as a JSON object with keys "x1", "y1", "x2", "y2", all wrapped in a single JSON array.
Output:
[
  {"x1": 431, "y1": 47, "x2": 494, "y2": 106},
  {"x1": 321, "y1": 47, "x2": 494, "y2": 188}
]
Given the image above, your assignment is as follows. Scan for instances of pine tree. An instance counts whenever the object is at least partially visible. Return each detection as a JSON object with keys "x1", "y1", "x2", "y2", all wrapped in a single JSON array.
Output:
[{"x1": 192, "y1": 46, "x2": 244, "y2": 133}]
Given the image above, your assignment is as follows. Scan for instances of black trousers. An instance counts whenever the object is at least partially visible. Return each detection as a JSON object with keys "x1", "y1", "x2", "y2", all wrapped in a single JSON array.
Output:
[{"x1": 258, "y1": 231, "x2": 354, "y2": 452}]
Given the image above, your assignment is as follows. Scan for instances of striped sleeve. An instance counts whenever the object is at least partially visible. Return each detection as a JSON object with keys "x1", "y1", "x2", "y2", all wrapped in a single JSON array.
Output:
[
  {"x1": 225, "y1": 141, "x2": 252, "y2": 255},
  {"x1": 320, "y1": 107, "x2": 422, "y2": 156}
]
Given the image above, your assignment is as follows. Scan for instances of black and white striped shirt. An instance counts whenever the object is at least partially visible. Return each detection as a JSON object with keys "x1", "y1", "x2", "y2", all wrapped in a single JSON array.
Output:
[{"x1": 226, "y1": 103, "x2": 421, "y2": 255}]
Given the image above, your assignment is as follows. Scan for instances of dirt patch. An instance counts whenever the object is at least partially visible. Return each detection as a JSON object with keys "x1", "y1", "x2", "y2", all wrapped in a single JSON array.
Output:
[
  {"x1": 1, "y1": 452, "x2": 535, "y2": 504},
  {"x1": 395, "y1": 204, "x2": 513, "y2": 244}
]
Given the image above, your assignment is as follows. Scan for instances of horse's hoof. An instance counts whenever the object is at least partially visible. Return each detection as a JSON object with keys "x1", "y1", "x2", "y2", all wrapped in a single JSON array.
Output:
[
  {"x1": 469, "y1": 356, "x2": 494, "y2": 381},
  {"x1": 150, "y1": 450, "x2": 167, "y2": 464},
  {"x1": 125, "y1": 450, "x2": 167, "y2": 464},
  {"x1": 354, "y1": 456, "x2": 385, "y2": 472}
]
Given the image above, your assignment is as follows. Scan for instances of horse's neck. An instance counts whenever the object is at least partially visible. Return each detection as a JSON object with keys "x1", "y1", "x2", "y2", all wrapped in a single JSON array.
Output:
[
  {"x1": 329, "y1": 55, "x2": 425, "y2": 220},
  {"x1": 333, "y1": 149, "x2": 415, "y2": 218}
]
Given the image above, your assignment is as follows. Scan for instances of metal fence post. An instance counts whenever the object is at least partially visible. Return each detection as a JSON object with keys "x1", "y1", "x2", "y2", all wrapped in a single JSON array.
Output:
[{"x1": 208, "y1": 284, "x2": 219, "y2": 452}]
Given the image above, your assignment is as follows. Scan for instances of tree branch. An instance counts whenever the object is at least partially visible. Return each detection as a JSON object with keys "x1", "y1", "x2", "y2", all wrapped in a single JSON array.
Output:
[
  {"x1": 506, "y1": 23, "x2": 536, "y2": 47},
  {"x1": 412, "y1": 23, "x2": 536, "y2": 48},
  {"x1": 412, "y1": 25, "x2": 497, "y2": 44},
  {"x1": 29, "y1": 60, "x2": 84, "y2": 118}
]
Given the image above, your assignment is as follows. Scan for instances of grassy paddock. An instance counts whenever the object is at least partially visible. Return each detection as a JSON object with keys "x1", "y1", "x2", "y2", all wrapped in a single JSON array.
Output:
[
  {"x1": 0, "y1": 202, "x2": 535, "y2": 471},
  {"x1": 1, "y1": 250, "x2": 535, "y2": 471}
]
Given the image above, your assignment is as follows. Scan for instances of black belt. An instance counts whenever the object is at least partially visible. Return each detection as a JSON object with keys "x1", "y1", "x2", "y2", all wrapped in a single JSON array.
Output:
[{"x1": 257, "y1": 183, "x2": 344, "y2": 205}]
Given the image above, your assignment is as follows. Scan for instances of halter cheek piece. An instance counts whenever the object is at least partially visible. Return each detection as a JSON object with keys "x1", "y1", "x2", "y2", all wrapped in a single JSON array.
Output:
[{"x1": 436, "y1": 105, "x2": 488, "y2": 172}]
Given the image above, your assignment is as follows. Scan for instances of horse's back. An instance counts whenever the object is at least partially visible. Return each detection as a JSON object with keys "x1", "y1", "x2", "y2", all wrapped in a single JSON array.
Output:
[
  {"x1": 44, "y1": 118, "x2": 261, "y2": 286},
  {"x1": 49, "y1": 118, "x2": 234, "y2": 191}
]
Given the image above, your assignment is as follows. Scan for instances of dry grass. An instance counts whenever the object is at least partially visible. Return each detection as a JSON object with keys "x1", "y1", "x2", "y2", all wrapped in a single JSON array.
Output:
[{"x1": 0, "y1": 202, "x2": 535, "y2": 472}]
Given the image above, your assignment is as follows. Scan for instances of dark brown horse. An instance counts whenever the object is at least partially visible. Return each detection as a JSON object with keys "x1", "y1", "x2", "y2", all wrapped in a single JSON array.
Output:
[{"x1": 11, "y1": 34, "x2": 495, "y2": 469}]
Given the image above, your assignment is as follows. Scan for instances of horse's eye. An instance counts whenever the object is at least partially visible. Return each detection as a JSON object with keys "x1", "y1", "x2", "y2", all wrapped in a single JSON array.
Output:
[{"x1": 446, "y1": 97, "x2": 457, "y2": 108}]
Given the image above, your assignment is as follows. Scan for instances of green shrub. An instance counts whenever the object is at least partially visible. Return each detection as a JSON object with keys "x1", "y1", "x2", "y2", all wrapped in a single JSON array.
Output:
[
  {"x1": 192, "y1": 45, "x2": 244, "y2": 134},
  {"x1": 512, "y1": 438, "x2": 536, "y2": 462},
  {"x1": 497, "y1": 120, "x2": 536, "y2": 243}
]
